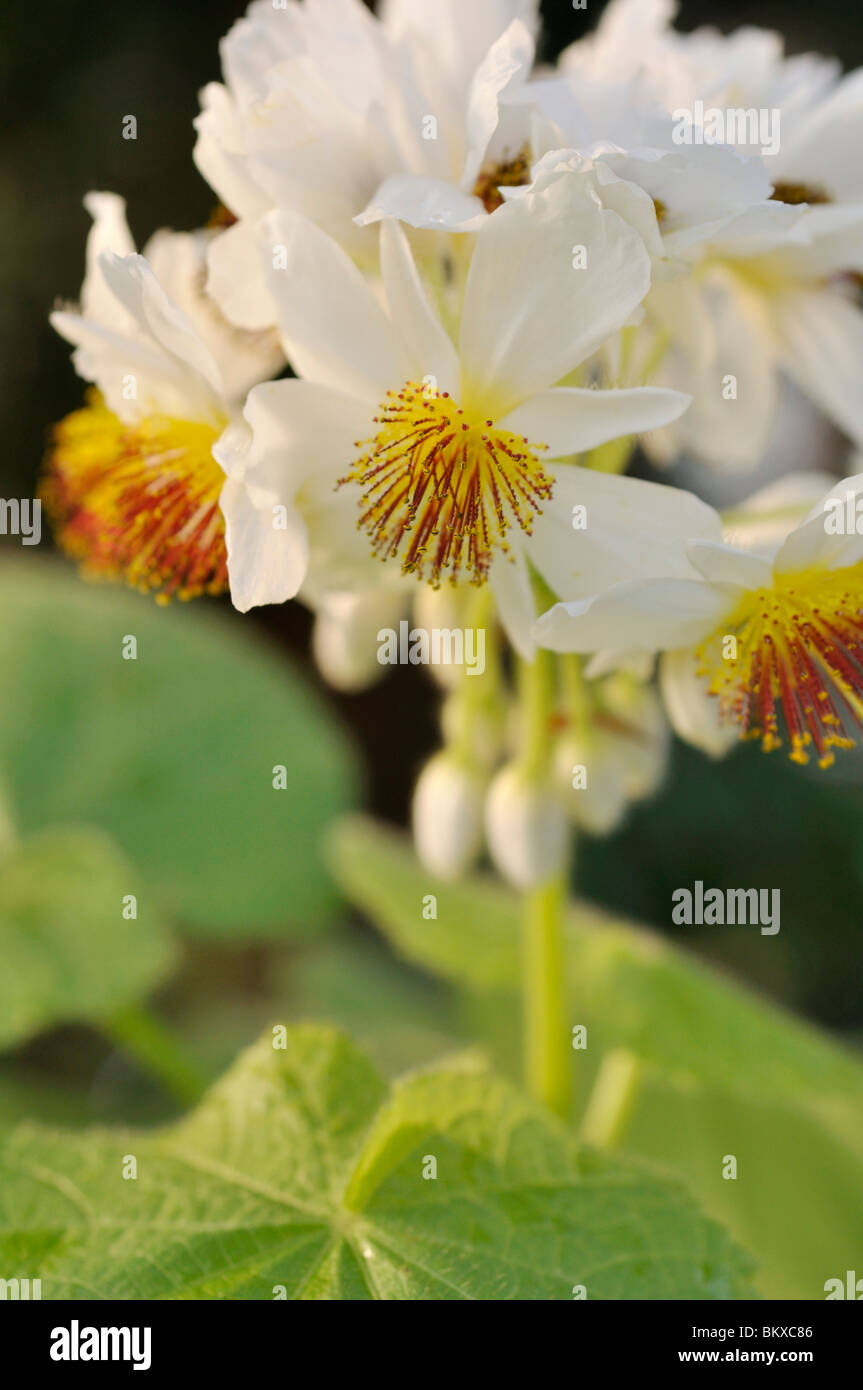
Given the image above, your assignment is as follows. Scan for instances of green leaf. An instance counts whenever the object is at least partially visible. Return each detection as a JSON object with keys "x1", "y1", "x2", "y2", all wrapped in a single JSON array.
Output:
[
  {"x1": 328, "y1": 815, "x2": 863, "y2": 1298},
  {"x1": 0, "y1": 1025, "x2": 754, "y2": 1300},
  {"x1": 0, "y1": 827, "x2": 175, "y2": 1050},
  {"x1": 328, "y1": 816, "x2": 863, "y2": 1125},
  {"x1": 0, "y1": 559, "x2": 359, "y2": 938}
]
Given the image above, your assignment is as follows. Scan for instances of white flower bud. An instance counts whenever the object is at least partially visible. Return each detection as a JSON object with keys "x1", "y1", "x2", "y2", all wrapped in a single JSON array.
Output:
[
  {"x1": 554, "y1": 734, "x2": 628, "y2": 836},
  {"x1": 485, "y1": 764, "x2": 568, "y2": 889},
  {"x1": 311, "y1": 591, "x2": 405, "y2": 693},
  {"x1": 412, "y1": 753, "x2": 485, "y2": 881}
]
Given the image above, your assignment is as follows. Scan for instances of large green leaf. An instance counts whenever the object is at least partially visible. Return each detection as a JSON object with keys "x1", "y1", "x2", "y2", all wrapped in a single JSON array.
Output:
[
  {"x1": 0, "y1": 1025, "x2": 754, "y2": 1299},
  {"x1": 328, "y1": 815, "x2": 863, "y2": 1299},
  {"x1": 0, "y1": 826, "x2": 175, "y2": 1050},
  {"x1": 0, "y1": 560, "x2": 359, "y2": 937}
]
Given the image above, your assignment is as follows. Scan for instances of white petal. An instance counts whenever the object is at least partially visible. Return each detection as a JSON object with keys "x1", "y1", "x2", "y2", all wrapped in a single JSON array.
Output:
[
  {"x1": 49, "y1": 311, "x2": 215, "y2": 423},
  {"x1": 98, "y1": 252, "x2": 224, "y2": 397},
  {"x1": 489, "y1": 545, "x2": 536, "y2": 660},
  {"x1": 458, "y1": 168, "x2": 651, "y2": 418},
  {"x1": 772, "y1": 290, "x2": 863, "y2": 447},
  {"x1": 534, "y1": 577, "x2": 739, "y2": 654},
  {"x1": 259, "y1": 210, "x2": 408, "y2": 399},
  {"x1": 80, "y1": 192, "x2": 136, "y2": 328},
  {"x1": 220, "y1": 475, "x2": 309, "y2": 613},
  {"x1": 461, "y1": 20, "x2": 535, "y2": 191},
  {"x1": 686, "y1": 540, "x2": 773, "y2": 590},
  {"x1": 356, "y1": 174, "x2": 487, "y2": 232},
  {"x1": 205, "y1": 218, "x2": 277, "y2": 332},
  {"x1": 234, "y1": 378, "x2": 373, "y2": 500},
  {"x1": 379, "y1": 220, "x2": 460, "y2": 393},
  {"x1": 499, "y1": 385, "x2": 691, "y2": 458},
  {"x1": 526, "y1": 466, "x2": 723, "y2": 602},
  {"x1": 775, "y1": 471, "x2": 863, "y2": 574},
  {"x1": 659, "y1": 648, "x2": 739, "y2": 759}
]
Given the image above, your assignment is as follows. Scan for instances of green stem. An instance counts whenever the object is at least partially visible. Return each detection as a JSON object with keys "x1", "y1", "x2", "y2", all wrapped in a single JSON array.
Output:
[
  {"x1": 103, "y1": 1004, "x2": 208, "y2": 1108},
  {"x1": 580, "y1": 1047, "x2": 642, "y2": 1150},
  {"x1": 523, "y1": 874, "x2": 570, "y2": 1118},
  {"x1": 516, "y1": 645, "x2": 570, "y2": 1117}
]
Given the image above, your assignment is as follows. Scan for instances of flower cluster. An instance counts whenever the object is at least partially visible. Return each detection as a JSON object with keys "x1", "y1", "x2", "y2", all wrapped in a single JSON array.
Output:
[{"x1": 44, "y1": 0, "x2": 863, "y2": 886}]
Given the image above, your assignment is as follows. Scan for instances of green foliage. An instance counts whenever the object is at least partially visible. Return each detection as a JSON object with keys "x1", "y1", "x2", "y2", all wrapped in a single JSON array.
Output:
[
  {"x1": 0, "y1": 827, "x2": 175, "y2": 1051},
  {"x1": 328, "y1": 814, "x2": 863, "y2": 1298},
  {"x1": 0, "y1": 1025, "x2": 754, "y2": 1300},
  {"x1": 0, "y1": 560, "x2": 359, "y2": 938}
]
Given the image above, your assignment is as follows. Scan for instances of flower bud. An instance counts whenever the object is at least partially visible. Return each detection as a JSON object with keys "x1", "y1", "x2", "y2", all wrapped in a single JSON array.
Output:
[
  {"x1": 412, "y1": 753, "x2": 485, "y2": 881},
  {"x1": 312, "y1": 591, "x2": 406, "y2": 693},
  {"x1": 485, "y1": 764, "x2": 568, "y2": 889},
  {"x1": 554, "y1": 733, "x2": 628, "y2": 836}
]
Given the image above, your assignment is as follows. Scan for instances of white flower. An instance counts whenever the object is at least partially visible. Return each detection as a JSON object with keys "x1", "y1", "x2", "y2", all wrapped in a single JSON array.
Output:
[
  {"x1": 485, "y1": 763, "x2": 568, "y2": 888},
  {"x1": 554, "y1": 0, "x2": 863, "y2": 467},
  {"x1": 195, "y1": 0, "x2": 541, "y2": 330},
  {"x1": 311, "y1": 587, "x2": 409, "y2": 691},
  {"x1": 412, "y1": 752, "x2": 486, "y2": 879},
  {"x1": 215, "y1": 166, "x2": 707, "y2": 646},
  {"x1": 536, "y1": 471, "x2": 863, "y2": 769},
  {"x1": 45, "y1": 193, "x2": 281, "y2": 603}
]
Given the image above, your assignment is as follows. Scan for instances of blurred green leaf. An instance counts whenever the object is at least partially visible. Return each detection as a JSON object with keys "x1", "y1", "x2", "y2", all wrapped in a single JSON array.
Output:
[
  {"x1": 329, "y1": 815, "x2": 863, "y2": 1123},
  {"x1": 285, "y1": 937, "x2": 465, "y2": 1076},
  {"x1": 0, "y1": 1024, "x2": 754, "y2": 1300},
  {"x1": 0, "y1": 826, "x2": 175, "y2": 1050},
  {"x1": 0, "y1": 560, "x2": 359, "y2": 938},
  {"x1": 628, "y1": 1073, "x2": 863, "y2": 1300},
  {"x1": 328, "y1": 814, "x2": 863, "y2": 1298}
]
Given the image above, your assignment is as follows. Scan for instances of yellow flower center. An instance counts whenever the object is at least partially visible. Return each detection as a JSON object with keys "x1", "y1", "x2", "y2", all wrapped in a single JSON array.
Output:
[
  {"x1": 342, "y1": 381, "x2": 552, "y2": 586},
  {"x1": 42, "y1": 394, "x2": 228, "y2": 603},
  {"x1": 696, "y1": 565, "x2": 863, "y2": 767},
  {"x1": 472, "y1": 146, "x2": 532, "y2": 214},
  {"x1": 769, "y1": 182, "x2": 831, "y2": 206}
]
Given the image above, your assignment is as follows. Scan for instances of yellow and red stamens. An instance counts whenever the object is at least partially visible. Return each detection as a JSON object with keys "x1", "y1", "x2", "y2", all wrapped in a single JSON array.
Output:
[
  {"x1": 42, "y1": 394, "x2": 228, "y2": 603},
  {"x1": 341, "y1": 381, "x2": 552, "y2": 586},
  {"x1": 696, "y1": 567, "x2": 863, "y2": 767}
]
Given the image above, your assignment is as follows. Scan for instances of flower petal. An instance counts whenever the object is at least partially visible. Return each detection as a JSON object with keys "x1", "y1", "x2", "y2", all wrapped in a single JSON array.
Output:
[
  {"x1": 458, "y1": 167, "x2": 651, "y2": 417},
  {"x1": 772, "y1": 289, "x2": 863, "y2": 447},
  {"x1": 205, "y1": 218, "x2": 277, "y2": 333},
  {"x1": 259, "y1": 209, "x2": 409, "y2": 400},
  {"x1": 221, "y1": 474, "x2": 309, "y2": 613},
  {"x1": 356, "y1": 174, "x2": 487, "y2": 232},
  {"x1": 686, "y1": 540, "x2": 773, "y2": 590},
  {"x1": 499, "y1": 385, "x2": 691, "y2": 458},
  {"x1": 534, "y1": 577, "x2": 739, "y2": 654},
  {"x1": 526, "y1": 466, "x2": 723, "y2": 601},
  {"x1": 659, "y1": 648, "x2": 740, "y2": 759},
  {"x1": 379, "y1": 220, "x2": 460, "y2": 393}
]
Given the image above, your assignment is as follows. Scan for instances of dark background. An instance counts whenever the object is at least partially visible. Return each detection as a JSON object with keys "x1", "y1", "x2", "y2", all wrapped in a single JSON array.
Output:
[{"x1": 3, "y1": 0, "x2": 863, "y2": 1035}]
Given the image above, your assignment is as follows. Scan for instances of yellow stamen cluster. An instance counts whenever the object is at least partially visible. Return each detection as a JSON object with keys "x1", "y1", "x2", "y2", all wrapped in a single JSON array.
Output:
[
  {"x1": 696, "y1": 566, "x2": 863, "y2": 767},
  {"x1": 342, "y1": 381, "x2": 552, "y2": 586},
  {"x1": 42, "y1": 394, "x2": 228, "y2": 603}
]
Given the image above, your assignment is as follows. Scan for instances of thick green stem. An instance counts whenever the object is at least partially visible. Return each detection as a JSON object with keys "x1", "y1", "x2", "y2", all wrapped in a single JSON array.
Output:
[
  {"x1": 580, "y1": 1048, "x2": 642, "y2": 1150},
  {"x1": 523, "y1": 874, "x2": 570, "y2": 1117},
  {"x1": 103, "y1": 1004, "x2": 208, "y2": 1108}
]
